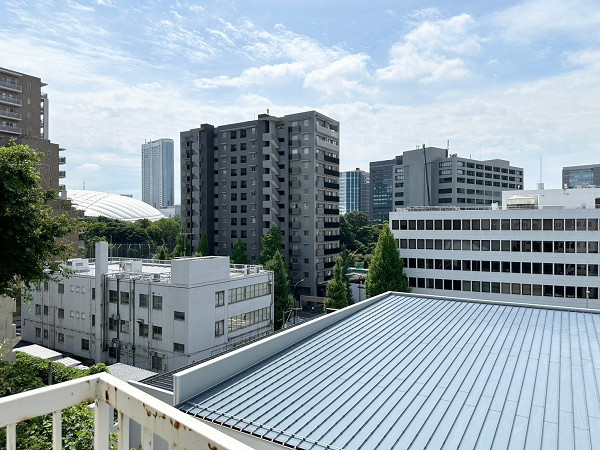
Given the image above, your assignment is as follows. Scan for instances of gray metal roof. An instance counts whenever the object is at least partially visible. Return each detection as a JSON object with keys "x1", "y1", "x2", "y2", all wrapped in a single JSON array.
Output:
[
  {"x1": 107, "y1": 363, "x2": 156, "y2": 382},
  {"x1": 178, "y1": 294, "x2": 600, "y2": 449}
]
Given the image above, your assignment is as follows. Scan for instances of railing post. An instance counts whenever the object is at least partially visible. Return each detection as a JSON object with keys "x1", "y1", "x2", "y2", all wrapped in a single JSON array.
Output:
[
  {"x1": 52, "y1": 410, "x2": 62, "y2": 449},
  {"x1": 94, "y1": 399, "x2": 109, "y2": 450},
  {"x1": 118, "y1": 411, "x2": 130, "y2": 450},
  {"x1": 6, "y1": 423, "x2": 16, "y2": 450}
]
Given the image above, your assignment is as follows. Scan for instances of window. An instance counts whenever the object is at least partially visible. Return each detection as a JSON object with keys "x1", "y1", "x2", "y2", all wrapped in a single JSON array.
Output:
[
  {"x1": 58, "y1": 308, "x2": 64, "y2": 319},
  {"x1": 215, "y1": 290, "x2": 225, "y2": 306},
  {"x1": 120, "y1": 292, "x2": 130, "y2": 304},
  {"x1": 215, "y1": 320, "x2": 224, "y2": 336},
  {"x1": 152, "y1": 295, "x2": 162, "y2": 310},
  {"x1": 121, "y1": 320, "x2": 129, "y2": 333},
  {"x1": 43, "y1": 329, "x2": 49, "y2": 339},
  {"x1": 82, "y1": 339, "x2": 90, "y2": 351},
  {"x1": 139, "y1": 293, "x2": 148, "y2": 308},
  {"x1": 139, "y1": 323, "x2": 148, "y2": 337},
  {"x1": 174, "y1": 343, "x2": 185, "y2": 353},
  {"x1": 109, "y1": 290, "x2": 117, "y2": 303},
  {"x1": 152, "y1": 325, "x2": 162, "y2": 340},
  {"x1": 35, "y1": 327, "x2": 41, "y2": 338},
  {"x1": 58, "y1": 333, "x2": 64, "y2": 344},
  {"x1": 58, "y1": 284, "x2": 64, "y2": 294},
  {"x1": 174, "y1": 311, "x2": 185, "y2": 321},
  {"x1": 43, "y1": 305, "x2": 49, "y2": 316},
  {"x1": 109, "y1": 317, "x2": 117, "y2": 331}
]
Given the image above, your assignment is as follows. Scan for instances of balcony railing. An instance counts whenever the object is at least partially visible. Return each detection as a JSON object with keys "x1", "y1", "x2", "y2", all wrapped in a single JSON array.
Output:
[
  {"x1": 0, "y1": 80, "x2": 22, "y2": 92},
  {"x1": 0, "y1": 372, "x2": 250, "y2": 450},
  {"x1": 0, "y1": 96, "x2": 22, "y2": 106},
  {"x1": 0, "y1": 109, "x2": 22, "y2": 120},
  {"x1": 0, "y1": 123, "x2": 21, "y2": 134}
]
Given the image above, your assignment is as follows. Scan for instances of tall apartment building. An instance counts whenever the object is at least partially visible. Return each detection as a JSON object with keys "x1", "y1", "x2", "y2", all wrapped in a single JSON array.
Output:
[
  {"x1": 0, "y1": 66, "x2": 65, "y2": 190},
  {"x1": 340, "y1": 168, "x2": 370, "y2": 217},
  {"x1": 370, "y1": 146, "x2": 524, "y2": 224},
  {"x1": 181, "y1": 111, "x2": 340, "y2": 296},
  {"x1": 390, "y1": 186, "x2": 600, "y2": 309},
  {"x1": 22, "y1": 242, "x2": 274, "y2": 372},
  {"x1": 563, "y1": 163, "x2": 600, "y2": 189},
  {"x1": 142, "y1": 138, "x2": 174, "y2": 209}
]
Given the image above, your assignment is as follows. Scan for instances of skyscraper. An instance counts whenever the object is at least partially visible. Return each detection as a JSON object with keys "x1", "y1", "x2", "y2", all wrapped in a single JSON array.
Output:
[
  {"x1": 340, "y1": 168, "x2": 370, "y2": 217},
  {"x1": 181, "y1": 111, "x2": 340, "y2": 296},
  {"x1": 141, "y1": 138, "x2": 174, "y2": 209}
]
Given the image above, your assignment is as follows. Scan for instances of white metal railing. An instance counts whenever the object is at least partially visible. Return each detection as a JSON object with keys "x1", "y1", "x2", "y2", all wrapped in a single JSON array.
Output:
[{"x1": 0, "y1": 372, "x2": 251, "y2": 450}]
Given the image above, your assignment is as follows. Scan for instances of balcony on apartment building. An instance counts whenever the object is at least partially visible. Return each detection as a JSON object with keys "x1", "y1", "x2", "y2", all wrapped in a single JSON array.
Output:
[
  {"x1": 0, "y1": 109, "x2": 22, "y2": 120},
  {"x1": 0, "y1": 80, "x2": 22, "y2": 93},
  {"x1": 0, "y1": 123, "x2": 22, "y2": 134},
  {"x1": 0, "y1": 372, "x2": 249, "y2": 450},
  {"x1": 0, "y1": 95, "x2": 22, "y2": 106}
]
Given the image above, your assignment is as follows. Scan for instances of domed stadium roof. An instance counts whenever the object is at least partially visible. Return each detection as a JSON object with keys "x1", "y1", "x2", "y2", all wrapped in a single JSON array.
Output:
[{"x1": 67, "y1": 190, "x2": 165, "y2": 222}]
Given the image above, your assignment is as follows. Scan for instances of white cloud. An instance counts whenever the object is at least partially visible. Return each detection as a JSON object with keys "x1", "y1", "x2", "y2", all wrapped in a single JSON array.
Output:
[
  {"x1": 303, "y1": 54, "x2": 376, "y2": 97},
  {"x1": 77, "y1": 163, "x2": 101, "y2": 171},
  {"x1": 377, "y1": 14, "x2": 481, "y2": 82},
  {"x1": 492, "y1": 0, "x2": 600, "y2": 44}
]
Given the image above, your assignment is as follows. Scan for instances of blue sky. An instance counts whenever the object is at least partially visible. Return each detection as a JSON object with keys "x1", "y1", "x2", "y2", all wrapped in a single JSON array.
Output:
[{"x1": 2, "y1": 0, "x2": 600, "y2": 202}]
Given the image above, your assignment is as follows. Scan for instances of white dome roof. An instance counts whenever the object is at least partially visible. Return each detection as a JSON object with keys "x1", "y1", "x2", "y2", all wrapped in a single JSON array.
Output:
[{"x1": 67, "y1": 190, "x2": 165, "y2": 222}]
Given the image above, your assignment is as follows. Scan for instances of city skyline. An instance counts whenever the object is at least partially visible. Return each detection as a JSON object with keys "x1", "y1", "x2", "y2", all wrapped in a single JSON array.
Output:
[{"x1": 1, "y1": 0, "x2": 599, "y2": 201}]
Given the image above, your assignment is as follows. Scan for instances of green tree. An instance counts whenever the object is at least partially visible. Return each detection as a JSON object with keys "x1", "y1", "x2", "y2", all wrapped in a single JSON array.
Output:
[
  {"x1": 230, "y1": 238, "x2": 248, "y2": 264},
  {"x1": 198, "y1": 231, "x2": 209, "y2": 257},
  {"x1": 364, "y1": 224, "x2": 409, "y2": 298},
  {"x1": 259, "y1": 225, "x2": 283, "y2": 265},
  {"x1": 265, "y1": 251, "x2": 293, "y2": 330},
  {"x1": 157, "y1": 246, "x2": 169, "y2": 260},
  {"x1": 338, "y1": 247, "x2": 354, "y2": 304},
  {"x1": 325, "y1": 258, "x2": 349, "y2": 310},
  {"x1": 0, "y1": 141, "x2": 78, "y2": 297}
]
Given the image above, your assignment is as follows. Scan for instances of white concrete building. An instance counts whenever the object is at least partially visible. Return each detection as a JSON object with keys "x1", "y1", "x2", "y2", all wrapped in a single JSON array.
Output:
[
  {"x1": 22, "y1": 242, "x2": 274, "y2": 372},
  {"x1": 0, "y1": 295, "x2": 18, "y2": 362},
  {"x1": 390, "y1": 186, "x2": 600, "y2": 308}
]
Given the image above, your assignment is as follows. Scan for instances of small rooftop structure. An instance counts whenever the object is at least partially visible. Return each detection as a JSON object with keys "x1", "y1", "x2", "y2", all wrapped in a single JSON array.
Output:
[{"x1": 169, "y1": 292, "x2": 600, "y2": 449}]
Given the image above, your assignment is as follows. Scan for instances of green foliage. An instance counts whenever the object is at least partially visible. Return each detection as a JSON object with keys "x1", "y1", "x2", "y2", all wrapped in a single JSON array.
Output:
[
  {"x1": 339, "y1": 211, "x2": 382, "y2": 265},
  {"x1": 265, "y1": 251, "x2": 293, "y2": 330},
  {"x1": 259, "y1": 226, "x2": 283, "y2": 265},
  {"x1": 230, "y1": 238, "x2": 248, "y2": 264},
  {"x1": 0, "y1": 353, "x2": 113, "y2": 449},
  {"x1": 198, "y1": 231, "x2": 209, "y2": 257},
  {"x1": 157, "y1": 246, "x2": 169, "y2": 260},
  {"x1": 338, "y1": 247, "x2": 354, "y2": 304},
  {"x1": 325, "y1": 258, "x2": 349, "y2": 310},
  {"x1": 365, "y1": 224, "x2": 410, "y2": 298},
  {"x1": 0, "y1": 141, "x2": 79, "y2": 298},
  {"x1": 80, "y1": 216, "x2": 182, "y2": 258}
]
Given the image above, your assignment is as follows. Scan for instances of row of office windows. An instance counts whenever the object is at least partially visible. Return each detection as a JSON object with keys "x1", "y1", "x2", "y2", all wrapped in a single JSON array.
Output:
[
  {"x1": 214, "y1": 306, "x2": 272, "y2": 336},
  {"x1": 438, "y1": 161, "x2": 522, "y2": 176},
  {"x1": 393, "y1": 218, "x2": 600, "y2": 232},
  {"x1": 438, "y1": 178, "x2": 519, "y2": 189},
  {"x1": 399, "y1": 238, "x2": 600, "y2": 253},
  {"x1": 34, "y1": 328, "x2": 90, "y2": 352},
  {"x1": 408, "y1": 277, "x2": 599, "y2": 300},
  {"x1": 403, "y1": 258, "x2": 599, "y2": 276}
]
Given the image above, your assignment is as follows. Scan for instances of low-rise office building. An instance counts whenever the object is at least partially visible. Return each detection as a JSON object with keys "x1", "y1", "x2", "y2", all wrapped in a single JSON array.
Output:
[
  {"x1": 390, "y1": 186, "x2": 600, "y2": 308},
  {"x1": 22, "y1": 242, "x2": 274, "y2": 372}
]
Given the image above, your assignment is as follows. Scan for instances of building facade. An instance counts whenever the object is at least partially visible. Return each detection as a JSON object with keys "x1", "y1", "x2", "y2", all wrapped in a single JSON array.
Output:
[
  {"x1": 370, "y1": 147, "x2": 524, "y2": 223},
  {"x1": 0, "y1": 67, "x2": 66, "y2": 190},
  {"x1": 22, "y1": 242, "x2": 274, "y2": 372},
  {"x1": 390, "y1": 187, "x2": 600, "y2": 308},
  {"x1": 142, "y1": 138, "x2": 174, "y2": 209},
  {"x1": 181, "y1": 111, "x2": 340, "y2": 296},
  {"x1": 562, "y1": 163, "x2": 600, "y2": 189},
  {"x1": 340, "y1": 168, "x2": 370, "y2": 217}
]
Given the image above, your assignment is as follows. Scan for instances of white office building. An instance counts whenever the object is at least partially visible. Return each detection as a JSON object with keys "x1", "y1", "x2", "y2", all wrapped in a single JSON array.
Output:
[
  {"x1": 390, "y1": 186, "x2": 600, "y2": 309},
  {"x1": 142, "y1": 138, "x2": 174, "y2": 209},
  {"x1": 22, "y1": 242, "x2": 274, "y2": 372}
]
